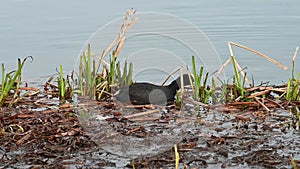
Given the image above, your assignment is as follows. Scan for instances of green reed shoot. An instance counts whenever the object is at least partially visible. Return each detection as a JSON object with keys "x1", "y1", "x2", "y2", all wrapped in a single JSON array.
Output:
[
  {"x1": 57, "y1": 65, "x2": 66, "y2": 100},
  {"x1": 107, "y1": 51, "x2": 134, "y2": 87},
  {"x1": 191, "y1": 56, "x2": 211, "y2": 103},
  {"x1": 209, "y1": 77, "x2": 217, "y2": 104},
  {"x1": 78, "y1": 43, "x2": 133, "y2": 100},
  {"x1": 231, "y1": 56, "x2": 246, "y2": 99},
  {"x1": 286, "y1": 47, "x2": 300, "y2": 101},
  {"x1": 216, "y1": 79, "x2": 228, "y2": 103},
  {"x1": 286, "y1": 72, "x2": 300, "y2": 101},
  {"x1": 116, "y1": 60, "x2": 133, "y2": 87},
  {"x1": 200, "y1": 72, "x2": 211, "y2": 103},
  {"x1": 78, "y1": 44, "x2": 108, "y2": 100},
  {"x1": 79, "y1": 44, "x2": 97, "y2": 98},
  {"x1": 121, "y1": 60, "x2": 128, "y2": 86},
  {"x1": 95, "y1": 59, "x2": 133, "y2": 100},
  {"x1": 108, "y1": 51, "x2": 117, "y2": 86},
  {"x1": 292, "y1": 107, "x2": 300, "y2": 128},
  {"x1": 0, "y1": 56, "x2": 32, "y2": 107},
  {"x1": 175, "y1": 90, "x2": 183, "y2": 108},
  {"x1": 191, "y1": 55, "x2": 202, "y2": 101}
]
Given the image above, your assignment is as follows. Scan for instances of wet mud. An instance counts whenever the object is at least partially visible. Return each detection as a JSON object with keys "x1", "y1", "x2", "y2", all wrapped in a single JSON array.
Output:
[{"x1": 0, "y1": 94, "x2": 299, "y2": 168}]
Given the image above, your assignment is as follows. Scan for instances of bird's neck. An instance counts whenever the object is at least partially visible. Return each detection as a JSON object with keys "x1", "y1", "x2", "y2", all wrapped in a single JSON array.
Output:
[{"x1": 168, "y1": 80, "x2": 180, "y2": 91}]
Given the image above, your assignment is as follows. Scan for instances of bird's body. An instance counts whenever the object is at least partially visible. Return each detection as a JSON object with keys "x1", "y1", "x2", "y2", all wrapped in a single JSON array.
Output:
[{"x1": 115, "y1": 74, "x2": 191, "y2": 105}]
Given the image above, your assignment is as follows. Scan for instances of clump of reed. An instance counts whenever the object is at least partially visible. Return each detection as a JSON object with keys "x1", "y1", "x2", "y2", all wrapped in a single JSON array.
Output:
[
  {"x1": 217, "y1": 42, "x2": 288, "y2": 102},
  {"x1": 230, "y1": 55, "x2": 247, "y2": 100},
  {"x1": 286, "y1": 47, "x2": 300, "y2": 101},
  {"x1": 187, "y1": 41, "x2": 299, "y2": 118},
  {"x1": 0, "y1": 56, "x2": 33, "y2": 107},
  {"x1": 78, "y1": 44, "x2": 97, "y2": 99},
  {"x1": 94, "y1": 52, "x2": 134, "y2": 100},
  {"x1": 77, "y1": 9, "x2": 137, "y2": 100},
  {"x1": 190, "y1": 55, "x2": 211, "y2": 104},
  {"x1": 57, "y1": 65, "x2": 73, "y2": 101},
  {"x1": 116, "y1": 60, "x2": 133, "y2": 87}
]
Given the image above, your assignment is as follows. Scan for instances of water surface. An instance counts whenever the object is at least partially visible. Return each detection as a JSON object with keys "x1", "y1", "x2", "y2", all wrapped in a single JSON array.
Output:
[{"x1": 0, "y1": 0, "x2": 299, "y2": 84}]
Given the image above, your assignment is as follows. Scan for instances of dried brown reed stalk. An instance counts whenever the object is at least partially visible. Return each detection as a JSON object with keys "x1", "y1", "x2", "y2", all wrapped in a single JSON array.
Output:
[
  {"x1": 247, "y1": 90, "x2": 270, "y2": 99},
  {"x1": 228, "y1": 41, "x2": 288, "y2": 70},
  {"x1": 124, "y1": 109, "x2": 159, "y2": 119},
  {"x1": 161, "y1": 66, "x2": 183, "y2": 86},
  {"x1": 217, "y1": 57, "x2": 231, "y2": 78},
  {"x1": 292, "y1": 46, "x2": 298, "y2": 62},
  {"x1": 102, "y1": 9, "x2": 138, "y2": 58},
  {"x1": 114, "y1": 36, "x2": 126, "y2": 58},
  {"x1": 161, "y1": 66, "x2": 189, "y2": 98},
  {"x1": 254, "y1": 97, "x2": 270, "y2": 112},
  {"x1": 217, "y1": 41, "x2": 288, "y2": 84},
  {"x1": 161, "y1": 66, "x2": 193, "y2": 88},
  {"x1": 161, "y1": 66, "x2": 191, "y2": 109},
  {"x1": 96, "y1": 9, "x2": 138, "y2": 68},
  {"x1": 226, "y1": 42, "x2": 251, "y2": 86}
]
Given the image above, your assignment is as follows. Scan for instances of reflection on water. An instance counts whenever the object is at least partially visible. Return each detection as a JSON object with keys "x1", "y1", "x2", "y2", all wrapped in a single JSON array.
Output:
[{"x1": 0, "y1": 0, "x2": 299, "y2": 84}]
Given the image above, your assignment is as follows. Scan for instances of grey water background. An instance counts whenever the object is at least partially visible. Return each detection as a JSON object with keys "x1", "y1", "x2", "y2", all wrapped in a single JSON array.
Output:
[{"x1": 0, "y1": 0, "x2": 299, "y2": 84}]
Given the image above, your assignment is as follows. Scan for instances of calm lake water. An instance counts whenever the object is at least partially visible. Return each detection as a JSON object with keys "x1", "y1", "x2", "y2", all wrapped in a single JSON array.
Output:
[{"x1": 0, "y1": 0, "x2": 300, "y2": 84}]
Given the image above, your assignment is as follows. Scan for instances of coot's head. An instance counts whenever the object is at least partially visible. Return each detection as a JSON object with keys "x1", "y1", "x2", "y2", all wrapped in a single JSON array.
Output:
[{"x1": 170, "y1": 74, "x2": 193, "y2": 90}]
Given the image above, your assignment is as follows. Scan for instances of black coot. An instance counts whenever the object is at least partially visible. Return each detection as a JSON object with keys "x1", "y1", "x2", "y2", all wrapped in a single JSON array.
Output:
[{"x1": 115, "y1": 74, "x2": 191, "y2": 105}]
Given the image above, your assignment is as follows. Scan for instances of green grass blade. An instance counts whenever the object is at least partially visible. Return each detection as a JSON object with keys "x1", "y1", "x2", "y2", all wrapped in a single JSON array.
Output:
[
  {"x1": 286, "y1": 79, "x2": 291, "y2": 100},
  {"x1": 231, "y1": 56, "x2": 241, "y2": 87},
  {"x1": 121, "y1": 60, "x2": 128, "y2": 86},
  {"x1": 0, "y1": 56, "x2": 32, "y2": 106},
  {"x1": 292, "y1": 60, "x2": 295, "y2": 80},
  {"x1": 86, "y1": 44, "x2": 92, "y2": 95},
  {"x1": 58, "y1": 65, "x2": 65, "y2": 99},
  {"x1": 127, "y1": 62, "x2": 133, "y2": 85},
  {"x1": 116, "y1": 62, "x2": 121, "y2": 83},
  {"x1": 1, "y1": 64, "x2": 4, "y2": 92},
  {"x1": 192, "y1": 56, "x2": 200, "y2": 101},
  {"x1": 109, "y1": 55, "x2": 116, "y2": 85},
  {"x1": 199, "y1": 66, "x2": 204, "y2": 84}
]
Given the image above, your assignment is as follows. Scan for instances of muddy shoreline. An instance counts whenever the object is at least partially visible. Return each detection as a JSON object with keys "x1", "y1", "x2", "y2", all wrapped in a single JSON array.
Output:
[{"x1": 1, "y1": 92, "x2": 299, "y2": 169}]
